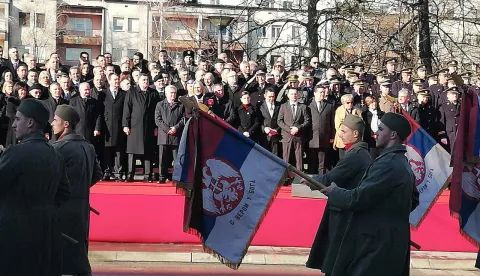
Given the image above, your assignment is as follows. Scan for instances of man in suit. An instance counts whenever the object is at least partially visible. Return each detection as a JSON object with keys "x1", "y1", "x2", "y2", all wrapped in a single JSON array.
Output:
[
  {"x1": 90, "y1": 74, "x2": 107, "y2": 102},
  {"x1": 70, "y1": 83, "x2": 104, "y2": 163},
  {"x1": 156, "y1": 50, "x2": 174, "y2": 73},
  {"x1": 42, "y1": 82, "x2": 69, "y2": 141},
  {"x1": 247, "y1": 70, "x2": 272, "y2": 107},
  {"x1": 173, "y1": 68, "x2": 190, "y2": 97},
  {"x1": 211, "y1": 83, "x2": 236, "y2": 126},
  {"x1": 104, "y1": 53, "x2": 121, "y2": 74},
  {"x1": 259, "y1": 87, "x2": 281, "y2": 157},
  {"x1": 396, "y1": 89, "x2": 419, "y2": 122},
  {"x1": 5, "y1": 47, "x2": 26, "y2": 80},
  {"x1": 277, "y1": 88, "x2": 311, "y2": 171},
  {"x1": 123, "y1": 74, "x2": 161, "y2": 182},
  {"x1": 103, "y1": 73, "x2": 127, "y2": 181},
  {"x1": 391, "y1": 68, "x2": 413, "y2": 97},
  {"x1": 155, "y1": 85, "x2": 185, "y2": 183},
  {"x1": 308, "y1": 85, "x2": 335, "y2": 175}
]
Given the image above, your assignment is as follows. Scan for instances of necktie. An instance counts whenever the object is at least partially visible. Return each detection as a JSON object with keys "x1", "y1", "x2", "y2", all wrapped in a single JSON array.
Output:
[
  {"x1": 170, "y1": 102, "x2": 174, "y2": 108},
  {"x1": 291, "y1": 104, "x2": 296, "y2": 117},
  {"x1": 317, "y1": 101, "x2": 321, "y2": 111},
  {"x1": 184, "y1": 82, "x2": 187, "y2": 90},
  {"x1": 112, "y1": 90, "x2": 117, "y2": 99},
  {"x1": 269, "y1": 104, "x2": 274, "y2": 116}
]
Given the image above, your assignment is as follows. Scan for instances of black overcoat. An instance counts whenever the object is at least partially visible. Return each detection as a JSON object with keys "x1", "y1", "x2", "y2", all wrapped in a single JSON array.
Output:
[
  {"x1": 0, "y1": 133, "x2": 70, "y2": 276},
  {"x1": 70, "y1": 97, "x2": 104, "y2": 143},
  {"x1": 104, "y1": 89, "x2": 127, "y2": 147},
  {"x1": 122, "y1": 86, "x2": 161, "y2": 154},
  {"x1": 237, "y1": 105, "x2": 261, "y2": 143},
  {"x1": 53, "y1": 133, "x2": 102, "y2": 275}
]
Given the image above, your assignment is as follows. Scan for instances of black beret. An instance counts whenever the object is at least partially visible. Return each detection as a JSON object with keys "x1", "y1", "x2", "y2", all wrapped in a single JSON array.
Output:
[
  {"x1": 29, "y1": 83, "x2": 44, "y2": 91},
  {"x1": 380, "y1": 113, "x2": 411, "y2": 141},
  {"x1": 153, "y1": 74, "x2": 162, "y2": 82},
  {"x1": 17, "y1": 98, "x2": 49, "y2": 126}
]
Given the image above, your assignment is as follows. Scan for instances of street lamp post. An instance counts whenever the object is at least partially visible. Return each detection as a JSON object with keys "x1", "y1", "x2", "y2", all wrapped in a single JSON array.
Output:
[{"x1": 208, "y1": 15, "x2": 234, "y2": 57}]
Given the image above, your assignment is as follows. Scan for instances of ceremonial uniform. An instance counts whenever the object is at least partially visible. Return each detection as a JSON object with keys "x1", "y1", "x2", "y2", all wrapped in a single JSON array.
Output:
[
  {"x1": 0, "y1": 132, "x2": 70, "y2": 276},
  {"x1": 438, "y1": 101, "x2": 460, "y2": 151},
  {"x1": 307, "y1": 141, "x2": 372, "y2": 275},
  {"x1": 418, "y1": 102, "x2": 438, "y2": 139},
  {"x1": 53, "y1": 133, "x2": 102, "y2": 276},
  {"x1": 327, "y1": 145, "x2": 419, "y2": 276},
  {"x1": 391, "y1": 80, "x2": 412, "y2": 97}
]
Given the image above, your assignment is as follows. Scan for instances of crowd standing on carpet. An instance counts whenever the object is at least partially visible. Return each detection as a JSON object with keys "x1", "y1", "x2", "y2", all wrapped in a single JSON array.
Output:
[
  {"x1": 0, "y1": 47, "x2": 469, "y2": 182},
  {"x1": 0, "y1": 44, "x2": 476, "y2": 276}
]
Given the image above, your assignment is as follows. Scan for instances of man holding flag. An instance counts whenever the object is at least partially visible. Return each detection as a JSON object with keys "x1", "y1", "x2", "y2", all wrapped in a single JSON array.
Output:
[
  {"x1": 321, "y1": 113, "x2": 419, "y2": 276},
  {"x1": 304, "y1": 115, "x2": 372, "y2": 276}
]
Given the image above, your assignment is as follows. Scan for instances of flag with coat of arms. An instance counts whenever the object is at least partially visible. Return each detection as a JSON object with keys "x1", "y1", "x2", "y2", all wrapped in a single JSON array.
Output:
[
  {"x1": 172, "y1": 106, "x2": 290, "y2": 269},
  {"x1": 401, "y1": 110, "x2": 453, "y2": 227}
]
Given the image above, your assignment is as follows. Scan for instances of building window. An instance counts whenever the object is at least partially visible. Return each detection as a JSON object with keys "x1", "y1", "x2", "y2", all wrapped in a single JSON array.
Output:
[
  {"x1": 270, "y1": 54, "x2": 281, "y2": 66},
  {"x1": 113, "y1": 17, "x2": 124, "y2": 31},
  {"x1": 210, "y1": 0, "x2": 219, "y2": 4},
  {"x1": 19, "y1": 12, "x2": 30, "y2": 27},
  {"x1": 112, "y1": 48, "x2": 122, "y2": 62},
  {"x1": 128, "y1": 18, "x2": 139, "y2": 33},
  {"x1": 257, "y1": 26, "x2": 266, "y2": 38},
  {"x1": 292, "y1": 26, "x2": 301, "y2": 39},
  {"x1": 271, "y1": 25, "x2": 281, "y2": 38},
  {"x1": 127, "y1": 49, "x2": 138, "y2": 58},
  {"x1": 67, "y1": 17, "x2": 94, "y2": 36},
  {"x1": 35, "y1": 13, "x2": 45, "y2": 28},
  {"x1": 283, "y1": 1, "x2": 292, "y2": 9},
  {"x1": 66, "y1": 48, "x2": 91, "y2": 62}
]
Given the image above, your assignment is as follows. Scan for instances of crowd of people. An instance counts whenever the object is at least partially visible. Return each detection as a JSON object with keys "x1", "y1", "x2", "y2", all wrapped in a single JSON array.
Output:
[{"x1": 0, "y1": 46, "x2": 467, "y2": 183}]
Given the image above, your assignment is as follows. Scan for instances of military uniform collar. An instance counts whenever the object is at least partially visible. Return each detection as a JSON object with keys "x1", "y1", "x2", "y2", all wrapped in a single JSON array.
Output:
[
  {"x1": 346, "y1": 141, "x2": 369, "y2": 153},
  {"x1": 20, "y1": 133, "x2": 47, "y2": 143},
  {"x1": 59, "y1": 133, "x2": 86, "y2": 141},
  {"x1": 378, "y1": 144, "x2": 407, "y2": 158}
]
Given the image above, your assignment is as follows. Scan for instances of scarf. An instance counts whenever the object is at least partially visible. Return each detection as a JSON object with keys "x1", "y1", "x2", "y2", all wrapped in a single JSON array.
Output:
[
  {"x1": 370, "y1": 109, "x2": 379, "y2": 133},
  {"x1": 242, "y1": 104, "x2": 250, "y2": 111}
]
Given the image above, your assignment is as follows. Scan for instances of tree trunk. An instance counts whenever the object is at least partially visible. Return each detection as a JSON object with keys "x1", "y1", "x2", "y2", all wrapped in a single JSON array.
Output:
[
  {"x1": 307, "y1": 0, "x2": 320, "y2": 59},
  {"x1": 418, "y1": 0, "x2": 433, "y2": 73}
]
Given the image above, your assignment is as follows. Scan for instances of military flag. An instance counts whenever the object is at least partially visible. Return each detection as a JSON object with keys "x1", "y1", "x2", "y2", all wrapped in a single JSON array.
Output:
[
  {"x1": 401, "y1": 110, "x2": 453, "y2": 227},
  {"x1": 173, "y1": 107, "x2": 290, "y2": 269},
  {"x1": 450, "y1": 89, "x2": 480, "y2": 245}
]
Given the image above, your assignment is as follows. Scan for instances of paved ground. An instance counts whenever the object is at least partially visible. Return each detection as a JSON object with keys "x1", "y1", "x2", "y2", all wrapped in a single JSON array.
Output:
[{"x1": 91, "y1": 262, "x2": 480, "y2": 276}]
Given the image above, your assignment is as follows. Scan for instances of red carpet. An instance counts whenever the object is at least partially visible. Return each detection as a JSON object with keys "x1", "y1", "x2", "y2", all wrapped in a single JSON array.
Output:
[{"x1": 90, "y1": 181, "x2": 478, "y2": 252}]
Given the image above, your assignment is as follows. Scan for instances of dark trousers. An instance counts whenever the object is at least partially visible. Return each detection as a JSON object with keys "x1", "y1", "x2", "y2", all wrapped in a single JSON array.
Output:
[
  {"x1": 264, "y1": 138, "x2": 281, "y2": 158},
  {"x1": 282, "y1": 140, "x2": 303, "y2": 171},
  {"x1": 158, "y1": 145, "x2": 178, "y2": 179},
  {"x1": 104, "y1": 146, "x2": 126, "y2": 174},
  {"x1": 309, "y1": 148, "x2": 327, "y2": 174},
  {"x1": 128, "y1": 153, "x2": 153, "y2": 176}
]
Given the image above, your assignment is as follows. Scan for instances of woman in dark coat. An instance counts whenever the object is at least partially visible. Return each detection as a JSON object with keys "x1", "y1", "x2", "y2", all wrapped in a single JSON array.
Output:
[
  {"x1": 362, "y1": 96, "x2": 384, "y2": 159},
  {"x1": 237, "y1": 91, "x2": 261, "y2": 143},
  {"x1": 0, "y1": 69, "x2": 13, "y2": 91},
  {"x1": 5, "y1": 82, "x2": 30, "y2": 147}
]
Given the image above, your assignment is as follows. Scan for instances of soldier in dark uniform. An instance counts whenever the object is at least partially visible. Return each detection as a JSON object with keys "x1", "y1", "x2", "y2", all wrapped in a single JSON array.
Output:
[
  {"x1": 438, "y1": 86, "x2": 460, "y2": 152},
  {"x1": 417, "y1": 89, "x2": 439, "y2": 139},
  {"x1": 427, "y1": 73, "x2": 444, "y2": 108},
  {"x1": 391, "y1": 67, "x2": 413, "y2": 97},
  {"x1": 460, "y1": 71, "x2": 473, "y2": 92},
  {"x1": 369, "y1": 71, "x2": 385, "y2": 98},
  {"x1": 51, "y1": 105, "x2": 102, "y2": 276},
  {"x1": 183, "y1": 50, "x2": 197, "y2": 73},
  {"x1": 0, "y1": 98, "x2": 70, "y2": 276},
  {"x1": 352, "y1": 80, "x2": 370, "y2": 112},
  {"x1": 385, "y1": 57, "x2": 400, "y2": 82},
  {"x1": 327, "y1": 77, "x2": 344, "y2": 107},
  {"x1": 410, "y1": 78, "x2": 424, "y2": 103},
  {"x1": 415, "y1": 64, "x2": 428, "y2": 86}
]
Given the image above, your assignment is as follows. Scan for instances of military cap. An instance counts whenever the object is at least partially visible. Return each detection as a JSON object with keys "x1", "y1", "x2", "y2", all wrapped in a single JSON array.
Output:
[
  {"x1": 153, "y1": 74, "x2": 162, "y2": 82},
  {"x1": 17, "y1": 98, "x2": 49, "y2": 126},
  {"x1": 353, "y1": 63, "x2": 364, "y2": 68},
  {"x1": 436, "y1": 69, "x2": 449, "y2": 75},
  {"x1": 54, "y1": 104, "x2": 80, "y2": 126},
  {"x1": 343, "y1": 114, "x2": 366, "y2": 135},
  {"x1": 316, "y1": 79, "x2": 330, "y2": 87},
  {"x1": 29, "y1": 83, "x2": 44, "y2": 91},
  {"x1": 348, "y1": 72, "x2": 360, "y2": 77},
  {"x1": 415, "y1": 64, "x2": 427, "y2": 71},
  {"x1": 288, "y1": 75, "x2": 299, "y2": 82},
  {"x1": 460, "y1": 71, "x2": 473, "y2": 78},
  {"x1": 214, "y1": 59, "x2": 225, "y2": 64},
  {"x1": 255, "y1": 70, "x2": 266, "y2": 76},
  {"x1": 339, "y1": 64, "x2": 347, "y2": 70},
  {"x1": 380, "y1": 81, "x2": 392, "y2": 87},
  {"x1": 183, "y1": 50, "x2": 195, "y2": 58},
  {"x1": 352, "y1": 80, "x2": 365, "y2": 86},
  {"x1": 385, "y1": 57, "x2": 398, "y2": 65},
  {"x1": 302, "y1": 72, "x2": 314, "y2": 80},
  {"x1": 329, "y1": 77, "x2": 342, "y2": 84},
  {"x1": 427, "y1": 73, "x2": 438, "y2": 80},
  {"x1": 447, "y1": 60, "x2": 458, "y2": 67},
  {"x1": 380, "y1": 113, "x2": 411, "y2": 141},
  {"x1": 401, "y1": 68, "x2": 413, "y2": 74},
  {"x1": 444, "y1": 86, "x2": 460, "y2": 94},
  {"x1": 417, "y1": 89, "x2": 430, "y2": 96},
  {"x1": 375, "y1": 70, "x2": 386, "y2": 76},
  {"x1": 412, "y1": 78, "x2": 424, "y2": 86}
]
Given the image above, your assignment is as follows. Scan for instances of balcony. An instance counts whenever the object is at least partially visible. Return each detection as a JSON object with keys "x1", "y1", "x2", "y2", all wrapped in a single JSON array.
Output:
[{"x1": 57, "y1": 28, "x2": 102, "y2": 45}]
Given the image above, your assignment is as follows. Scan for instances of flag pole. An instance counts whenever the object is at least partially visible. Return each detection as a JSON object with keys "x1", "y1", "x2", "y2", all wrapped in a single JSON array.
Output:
[{"x1": 288, "y1": 165, "x2": 327, "y2": 190}]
